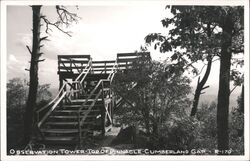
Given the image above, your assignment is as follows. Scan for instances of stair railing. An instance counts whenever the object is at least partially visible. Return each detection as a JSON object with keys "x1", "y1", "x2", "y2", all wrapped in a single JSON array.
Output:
[
  {"x1": 36, "y1": 82, "x2": 68, "y2": 128},
  {"x1": 77, "y1": 60, "x2": 118, "y2": 145},
  {"x1": 67, "y1": 59, "x2": 92, "y2": 100},
  {"x1": 36, "y1": 59, "x2": 92, "y2": 129}
]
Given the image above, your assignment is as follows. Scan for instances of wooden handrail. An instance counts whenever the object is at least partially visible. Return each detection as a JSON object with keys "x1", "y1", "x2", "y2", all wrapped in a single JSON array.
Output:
[
  {"x1": 66, "y1": 59, "x2": 92, "y2": 100},
  {"x1": 78, "y1": 90, "x2": 102, "y2": 126},
  {"x1": 37, "y1": 59, "x2": 92, "y2": 128},
  {"x1": 77, "y1": 59, "x2": 118, "y2": 144},
  {"x1": 58, "y1": 55, "x2": 91, "y2": 59},
  {"x1": 78, "y1": 60, "x2": 117, "y2": 114},
  {"x1": 38, "y1": 91, "x2": 67, "y2": 128},
  {"x1": 36, "y1": 83, "x2": 66, "y2": 113},
  {"x1": 107, "y1": 60, "x2": 118, "y2": 81},
  {"x1": 78, "y1": 61, "x2": 117, "y2": 128},
  {"x1": 78, "y1": 79, "x2": 103, "y2": 113},
  {"x1": 80, "y1": 67, "x2": 91, "y2": 84},
  {"x1": 71, "y1": 58, "x2": 81, "y2": 73},
  {"x1": 75, "y1": 65, "x2": 89, "y2": 81}
]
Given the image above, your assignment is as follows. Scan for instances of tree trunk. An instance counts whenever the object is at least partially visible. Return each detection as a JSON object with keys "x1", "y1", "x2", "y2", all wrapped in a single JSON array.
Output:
[
  {"x1": 152, "y1": 121, "x2": 158, "y2": 136},
  {"x1": 23, "y1": 5, "x2": 42, "y2": 145},
  {"x1": 239, "y1": 85, "x2": 244, "y2": 113},
  {"x1": 217, "y1": 14, "x2": 233, "y2": 152},
  {"x1": 190, "y1": 57, "x2": 212, "y2": 116},
  {"x1": 142, "y1": 104, "x2": 150, "y2": 134}
]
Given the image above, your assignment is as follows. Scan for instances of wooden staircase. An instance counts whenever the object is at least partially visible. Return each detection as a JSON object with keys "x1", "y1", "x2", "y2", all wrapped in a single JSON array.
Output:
[{"x1": 35, "y1": 52, "x2": 150, "y2": 149}]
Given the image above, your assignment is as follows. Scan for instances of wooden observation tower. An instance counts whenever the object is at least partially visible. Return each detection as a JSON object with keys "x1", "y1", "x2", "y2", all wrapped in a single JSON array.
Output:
[{"x1": 35, "y1": 52, "x2": 151, "y2": 148}]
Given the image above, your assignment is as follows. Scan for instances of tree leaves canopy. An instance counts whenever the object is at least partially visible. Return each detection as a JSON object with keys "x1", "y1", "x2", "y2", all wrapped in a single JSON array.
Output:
[{"x1": 145, "y1": 6, "x2": 244, "y2": 70}]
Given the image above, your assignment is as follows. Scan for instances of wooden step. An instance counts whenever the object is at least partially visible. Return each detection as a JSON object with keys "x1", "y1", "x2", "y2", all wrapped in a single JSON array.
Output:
[
  {"x1": 71, "y1": 98, "x2": 102, "y2": 103},
  {"x1": 41, "y1": 129, "x2": 78, "y2": 133},
  {"x1": 102, "y1": 88, "x2": 110, "y2": 91},
  {"x1": 49, "y1": 114, "x2": 99, "y2": 119},
  {"x1": 43, "y1": 136, "x2": 76, "y2": 142},
  {"x1": 54, "y1": 109, "x2": 100, "y2": 113},
  {"x1": 61, "y1": 104, "x2": 103, "y2": 110},
  {"x1": 62, "y1": 104, "x2": 103, "y2": 108},
  {"x1": 62, "y1": 105, "x2": 82, "y2": 108},
  {"x1": 54, "y1": 109, "x2": 79, "y2": 113},
  {"x1": 45, "y1": 121, "x2": 78, "y2": 126},
  {"x1": 41, "y1": 128, "x2": 93, "y2": 134}
]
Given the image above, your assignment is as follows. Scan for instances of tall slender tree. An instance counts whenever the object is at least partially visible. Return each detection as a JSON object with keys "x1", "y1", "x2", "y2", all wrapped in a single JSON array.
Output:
[
  {"x1": 145, "y1": 6, "x2": 244, "y2": 152},
  {"x1": 23, "y1": 5, "x2": 79, "y2": 145},
  {"x1": 24, "y1": 6, "x2": 42, "y2": 145}
]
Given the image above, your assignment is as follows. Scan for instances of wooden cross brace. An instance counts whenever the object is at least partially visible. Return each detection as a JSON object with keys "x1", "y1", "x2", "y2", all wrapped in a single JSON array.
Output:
[{"x1": 104, "y1": 98, "x2": 112, "y2": 123}]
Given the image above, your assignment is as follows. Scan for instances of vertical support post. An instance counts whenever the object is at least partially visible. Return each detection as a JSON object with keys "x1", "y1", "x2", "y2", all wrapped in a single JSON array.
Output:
[
  {"x1": 111, "y1": 90, "x2": 114, "y2": 121},
  {"x1": 101, "y1": 81, "x2": 106, "y2": 136},
  {"x1": 104, "y1": 62, "x2": 107, "y2": 74},
  {"x1": 81, "y1": 62, "x2": 83, "y2": 73},
  {"x1": 63, "y1": 80, "x2": 67, "y2": 103},
  {"x1": 72, "y1": 78, "x2": 76, "y2": 99},
  {"x1": 108, "y1": 81, "x2": 113, "y2": 125},
  {"x1": 59, "y1": 76, "x2": 63, "y2": 93},
  {"x1": 70, "y1": 58, "x2": 72, "y2": 73},
  {"x1": 59, "y1": 75, "x2": 63, "y2": 107},
  {"x1": 78, "y1": 113, "x2": 82, "y2": 148}
]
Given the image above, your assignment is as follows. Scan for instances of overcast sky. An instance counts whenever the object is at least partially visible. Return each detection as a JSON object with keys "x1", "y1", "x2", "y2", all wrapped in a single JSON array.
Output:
[{"x1": 6, "y1": 4, "x2": 241, "y2": 96}]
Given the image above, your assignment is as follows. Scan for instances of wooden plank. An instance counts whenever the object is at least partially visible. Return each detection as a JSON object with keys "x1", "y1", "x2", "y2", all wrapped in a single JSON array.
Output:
[
  {"x1": 45, "y1": 121, "x2": 78, "y2": 125},
  {"x1": 92, "y1": 60, "x2": 115, "y2": 64},
  {"x1": 91, "y1": 65, "x2": 114, "y2": 68},
  {"x1": 55, "y1": 109, "x2": 100, "y2": 113},
  {"x1": 58, "y1": 55, "x2": 91, "y2": 59},
  {"x1": 59, "y1": 66, "x2": 89, "y2": 70},
  {"x1": 117, "y1": 53, "x2": 139, "y2": 57},
  {"x1": 117, "y1": 58, "x2": 137, "y2": 62},
  {"x1": 92, "y1": 69, "x2": 112, "y2": 72},
  {"x1": 117, "y1": 63, "x2": 133, "y2": 67},
  {"x1": 49, "y1": 115, "x2": 97, "y2": 119},
  {"x1": 44, "y1": 136, "x2": 76, "y2": 141},
  {"x1": 59, "y1": 64, "x2": 88, "y2": 67},
  {"x1": 71, "y1": 98, "x2": 102, "y2": 103},
  {"x1": 117, "y1": 52, "x2": 150, "y2": 58},
  {"x1": 41, "y1": 129, "x2": 78, "y2": 133},
  {"x1": 58, "y1": 60, "x2": 89, "y2": 64}
]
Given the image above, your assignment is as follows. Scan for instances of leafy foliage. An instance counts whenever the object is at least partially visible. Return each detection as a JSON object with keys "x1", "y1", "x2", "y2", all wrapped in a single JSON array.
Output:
[
  {"x1": 145, "y1": 6, "x2": 244, "y2": 75},
  {"x1": 159, "y1": 116, "x2": 202, "y2": 150},
  {"x1": 144, "y1": 5, "x2": 244, "y2": 151},
  {"x1": 7, "y1": 78, "x2": 52, "y2": 149},
  {"x1": 7, "y1": 78, "x2": 52, "y2": 109},
  {"x1": 157, "y1": 101, "x2": 243, "y2": 154},
  {"x1": 113, "y1": 55, "x2": 191, "y2": 135},
  {"x1": 7, "y1": 78, "x2": 28, "y2": 109}
]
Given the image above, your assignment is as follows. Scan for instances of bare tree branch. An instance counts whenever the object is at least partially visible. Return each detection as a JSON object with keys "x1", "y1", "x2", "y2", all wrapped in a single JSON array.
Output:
[
  {"x1": 196, "y1": 58, "x2": 220, "y2": 76},
  {"x1": 26, "y1": 45, "x2": 32, "y2": 55},
  {"x1": 40, "y1": 5, "x2": 80, "y2": 37},
  {"x1": 35, "y1": 59, "x2": 45, "y2": 62},
  {"x1": 40, "y1": 36, "x2": 49, "y2": 42},
  {"x1": 202, "y1": 85, "x2": 210, "y2": 90},
  {"x1": 39, "y1": 44, "x2": 44, "y2": 48},
  {"x1": 55, "y1": 5, "x2": 80, "y2": 26},
  {"x1": 41, "y1": 16, "x2": 72, "y2": 37}
]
